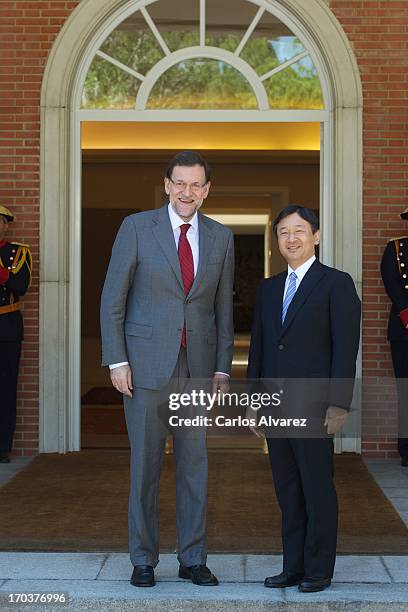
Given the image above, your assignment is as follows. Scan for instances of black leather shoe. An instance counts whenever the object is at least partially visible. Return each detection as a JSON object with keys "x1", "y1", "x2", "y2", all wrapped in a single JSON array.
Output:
[
  {"x1": 298, "y1": 577, "x2": 331, "y2": 592},
  {"x1": 130, "y1": 565, "x2": 155, "y2": 587},
  {"x1": 0, "y1": 453, "x2": 10, "y2": 463},
  {"x1": 179, "y1": 564, "x2": 219, "y2": 586},
  {"x1": 401, "y1": 458, "x2": 408, "y2": 467},
  {"x1": 264, "y1": 572, "x2": 304, "y2": 588}
]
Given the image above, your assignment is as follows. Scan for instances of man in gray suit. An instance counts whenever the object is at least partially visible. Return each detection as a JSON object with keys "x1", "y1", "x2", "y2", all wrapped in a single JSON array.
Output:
[{"x1": 101, "y1": 151, "x2": 234, "y2": 587}]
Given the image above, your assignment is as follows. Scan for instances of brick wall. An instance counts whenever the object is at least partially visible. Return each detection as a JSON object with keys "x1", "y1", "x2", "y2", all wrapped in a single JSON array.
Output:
[
  {"x1": 0, "y1": 1, "x2": 79, "y2": 455},
  {"x1": 329, "y1": 0, "x2": 408, "y2": 457},
  {"x1": 0, "y1": 0, "x2": 406, "y2": 455}
]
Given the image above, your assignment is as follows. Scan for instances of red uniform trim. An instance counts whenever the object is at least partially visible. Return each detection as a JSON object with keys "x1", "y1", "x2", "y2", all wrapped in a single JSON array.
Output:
[
  {"x1": 0, "y1": 266, "x2": 9, "y2": 284},
  {"x1": 400, "y1": 307, "x2": 408, "y2": 329}
]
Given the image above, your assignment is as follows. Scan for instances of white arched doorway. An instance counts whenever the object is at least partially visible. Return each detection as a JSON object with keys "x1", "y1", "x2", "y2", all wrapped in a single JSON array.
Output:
[{"x1": 40, "y1": 0, "x2": 362, "y2": 453}]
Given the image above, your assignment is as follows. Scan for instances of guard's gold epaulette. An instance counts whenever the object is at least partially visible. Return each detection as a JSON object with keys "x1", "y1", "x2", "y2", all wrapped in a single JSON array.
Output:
[
  {"x1": 10, "y1": 241, "x2": 30, "y2": 248},
  {"x1": 388, "y1": 236, "x2": 407, "y2": 243},
  {"x1": 10, "y1": 244, "x2": 32, "y2": 279}
]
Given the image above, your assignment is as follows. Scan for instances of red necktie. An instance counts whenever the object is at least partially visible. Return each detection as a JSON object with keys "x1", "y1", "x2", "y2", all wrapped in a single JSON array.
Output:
[{"x1": 178, "y1": 223, "x2": 194, "y2": 348}]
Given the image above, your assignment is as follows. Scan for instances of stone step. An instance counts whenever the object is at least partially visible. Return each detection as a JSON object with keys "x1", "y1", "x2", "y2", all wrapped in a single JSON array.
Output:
[
  {"x1": 1, "y1": 554, "x2": 408, "y2": 611},
  {"x1": 2, "y1": 581, "x2": 408, "y2": 612}
]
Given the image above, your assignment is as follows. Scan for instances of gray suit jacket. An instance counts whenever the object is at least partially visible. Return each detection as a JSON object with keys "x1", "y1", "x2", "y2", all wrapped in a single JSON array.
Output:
[{"x1": 100, "y1": 205, "x2": 234, "y2": 390}]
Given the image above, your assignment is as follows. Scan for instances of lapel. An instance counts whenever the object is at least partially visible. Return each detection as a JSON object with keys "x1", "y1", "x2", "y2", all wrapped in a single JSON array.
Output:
[
  {"x1": 279, "y1": 260, "x2": 326, "y2": 338},
  {"x1": 272, "y1": 273, "x2": 286, "y2": 338},
  {"x1": 189, "y1": 212, "x2": 215, "y2": 297},
  {"x1": 151, "y1": 205, "x2": 184, "y2": 291}
]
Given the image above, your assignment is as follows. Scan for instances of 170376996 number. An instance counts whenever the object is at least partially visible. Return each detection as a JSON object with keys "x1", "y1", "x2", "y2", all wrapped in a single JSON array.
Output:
[{"x1": 7, "y1": 593, "x2": 68, "y2": 604}]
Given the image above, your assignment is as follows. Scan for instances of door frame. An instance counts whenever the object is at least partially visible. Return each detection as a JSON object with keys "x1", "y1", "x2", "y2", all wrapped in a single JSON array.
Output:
[{"x1": 39, "y1": 0, "x2": 363, "y2": 453}]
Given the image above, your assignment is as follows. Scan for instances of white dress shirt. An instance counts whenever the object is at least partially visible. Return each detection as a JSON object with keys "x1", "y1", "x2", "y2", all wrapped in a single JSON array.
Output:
[{"x1": 283, "y1": 255, "x2": 316, "y2": 301}]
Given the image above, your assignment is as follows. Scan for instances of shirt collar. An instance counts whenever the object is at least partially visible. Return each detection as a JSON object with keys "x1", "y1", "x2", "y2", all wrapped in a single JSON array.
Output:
[
  {"x1": 287, "y1": 255, "x2": 316, "y2": 283},
  {"x1": 167, "y1": 203, "x2": 198, "y2": 232}
]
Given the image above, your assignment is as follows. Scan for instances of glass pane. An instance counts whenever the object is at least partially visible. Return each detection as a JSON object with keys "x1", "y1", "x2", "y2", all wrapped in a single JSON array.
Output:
[
  {"x1": 205, "y1": 0, "x2": 258, "y2": 52},
  {"x1": 81, "y1": 56, "x2": 140, "y2": 109},
  {"x1": 240, "y1": 11, "x2": 305, "y2": 77},
  {"x1": 99, "y1": 12, "x2": 163, "y2": 76},
  {"x1": 148, "y1": 0, "x2": 200, "y2": 51},
  {"x1": 146, "y1": 59, "x2": 258, "y2": 109},
  {"x1": 263, "y1": 56, "x2": 324, "y2": 110}
]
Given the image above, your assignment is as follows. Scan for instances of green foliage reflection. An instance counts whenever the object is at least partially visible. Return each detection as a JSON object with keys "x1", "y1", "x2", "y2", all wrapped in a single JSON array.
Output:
[
  {"x1": 82, "y1": 56, "x2": 141, "y2": 109},
  {"x1": 147, "y1": 59, "x2": 258, "y2": 109},
  {"x1": 82, "y1": 31, "x2": 323, "y2": 110}
]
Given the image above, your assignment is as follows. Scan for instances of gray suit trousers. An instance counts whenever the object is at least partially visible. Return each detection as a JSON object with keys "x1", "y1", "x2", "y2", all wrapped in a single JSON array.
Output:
[{"x1": 124, "y1": 348, "x2": 208, "y2": 567}]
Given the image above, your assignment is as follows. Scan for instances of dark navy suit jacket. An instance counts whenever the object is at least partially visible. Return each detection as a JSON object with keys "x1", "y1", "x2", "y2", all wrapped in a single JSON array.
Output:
[{"x1": 247, "y1": 260, "x2": 361, "y2": 412}]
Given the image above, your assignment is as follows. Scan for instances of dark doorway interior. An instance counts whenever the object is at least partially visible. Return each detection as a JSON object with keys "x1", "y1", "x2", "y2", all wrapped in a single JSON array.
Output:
[{"x1": 234, "y1": 234, "x2": 264, "y2": 333}]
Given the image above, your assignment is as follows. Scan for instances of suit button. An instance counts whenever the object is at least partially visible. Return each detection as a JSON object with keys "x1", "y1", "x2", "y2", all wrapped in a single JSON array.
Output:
[{"x1": 278, "y1": 344, "x2": 284, "y2": 350}]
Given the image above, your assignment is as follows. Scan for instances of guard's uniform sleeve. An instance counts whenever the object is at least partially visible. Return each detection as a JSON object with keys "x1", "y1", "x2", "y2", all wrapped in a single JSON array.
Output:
[{"x1": 381, "y1": 240, "x2": 408, "y2": 328}]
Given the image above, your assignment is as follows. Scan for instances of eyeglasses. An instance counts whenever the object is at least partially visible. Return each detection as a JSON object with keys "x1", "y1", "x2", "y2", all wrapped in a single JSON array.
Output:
[{"x1": 168, "y1": 178, "x2": 208, "y2": 193}]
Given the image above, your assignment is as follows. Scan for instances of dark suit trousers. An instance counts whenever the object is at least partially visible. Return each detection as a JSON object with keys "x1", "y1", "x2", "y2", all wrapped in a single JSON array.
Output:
[
  {"x1": 267, "y1": 437, "x2": 338, "y2": 579},
  {"x1": 0, "y1": 342, "x2": 21, "y2": 453},
  {"x1": 391, "y1": 341, "x2": 408, "y2": 460},
  {"x1": 124, "y1": 348, "x2": 208, "y2": 568}
]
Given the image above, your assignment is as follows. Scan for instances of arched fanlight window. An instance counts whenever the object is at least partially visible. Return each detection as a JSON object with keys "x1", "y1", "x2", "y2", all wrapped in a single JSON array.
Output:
[
  {"x1": 147, "y1": 59, "x2": 259, "y2": 110},
  {"x1": 81, "y1": 0, "x2": 324, "y2": 111}
]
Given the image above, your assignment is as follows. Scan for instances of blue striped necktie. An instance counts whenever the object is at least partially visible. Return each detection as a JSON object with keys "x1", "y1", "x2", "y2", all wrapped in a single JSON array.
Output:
[{"x1": 282, "y1": 271, "x2": 298, "y2": 323}]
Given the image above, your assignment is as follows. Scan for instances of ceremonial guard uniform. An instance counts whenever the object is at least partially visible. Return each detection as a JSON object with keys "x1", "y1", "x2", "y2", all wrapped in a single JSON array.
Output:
[
  {"x1": 0, "y1": 206, "x2": 32, "y2": 462},
  {"x1": 380, "y1": 207, "x2": 408, "y2": 466}
]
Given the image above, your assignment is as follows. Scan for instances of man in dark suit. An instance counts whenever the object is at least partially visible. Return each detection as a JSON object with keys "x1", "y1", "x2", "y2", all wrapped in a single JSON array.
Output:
[
  {"x1": 0, "y1": 205, "x2": 32, "y2": 463},
  {"x1": 380, "y1": 207, "x2": 408, "y2": 467},
  {"x1": 247, "y1": 205, "x2": 361, "y2": 593},
  {"x1": 101, "y1": 151, "x2": 234, "y2": 587}
]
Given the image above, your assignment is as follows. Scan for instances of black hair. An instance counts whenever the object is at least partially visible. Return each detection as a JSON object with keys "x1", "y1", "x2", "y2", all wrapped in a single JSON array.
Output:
[
  {"x1": 272, "y1": 205, "x2": 319, "y2": 236},
  {"x1": 165, "y1": 151, "x2": 211, "y2": 183}
]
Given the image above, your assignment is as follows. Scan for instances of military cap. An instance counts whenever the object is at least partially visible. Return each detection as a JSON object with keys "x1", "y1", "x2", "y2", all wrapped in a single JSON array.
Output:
[
  {"x1": 0, "y1": 205, "x2": 14, "y2": 223},
  {"x1": 401, "y1": 207, "x2": 408, "y2": 220}
]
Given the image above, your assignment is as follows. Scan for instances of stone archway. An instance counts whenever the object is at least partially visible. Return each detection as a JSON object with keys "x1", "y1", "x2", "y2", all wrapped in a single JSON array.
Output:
[{"x1": 40, "y1": 0, "x2": 362, "y2": 452}]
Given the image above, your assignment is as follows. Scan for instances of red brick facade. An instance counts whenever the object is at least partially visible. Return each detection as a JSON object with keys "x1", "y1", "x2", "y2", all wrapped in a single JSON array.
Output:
[
  {"x1": 0, "y1": 1, "x2": 79, "y2": 455},
  {"x1": 330, "y1": 0, "x2": 408, "y2": 456},
  {"x1": 0, "y1": 1, "x2": 407, "y2": 456}
]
